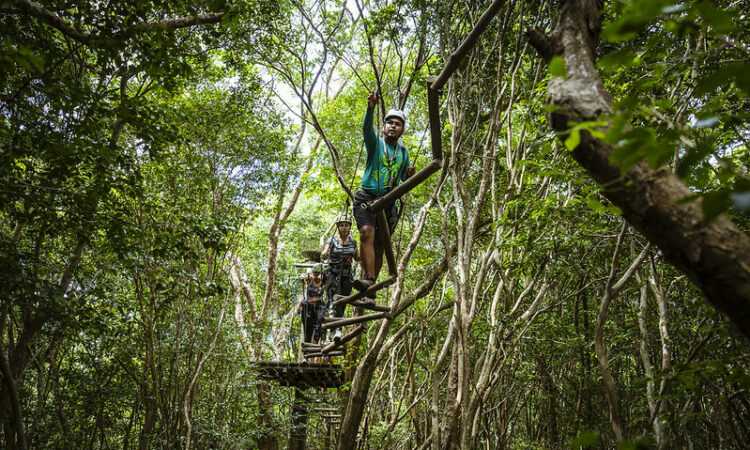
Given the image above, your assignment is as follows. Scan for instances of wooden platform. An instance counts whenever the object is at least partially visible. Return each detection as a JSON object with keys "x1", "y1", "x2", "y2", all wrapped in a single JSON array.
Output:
[{"x1": 253, "y1": 362, "x2": 344, "y2": 389}]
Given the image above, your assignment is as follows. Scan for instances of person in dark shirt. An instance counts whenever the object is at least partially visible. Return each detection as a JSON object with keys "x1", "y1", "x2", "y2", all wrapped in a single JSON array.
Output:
[{"x1": 302, "y1": 264, "x2": 326, "y2": 345}]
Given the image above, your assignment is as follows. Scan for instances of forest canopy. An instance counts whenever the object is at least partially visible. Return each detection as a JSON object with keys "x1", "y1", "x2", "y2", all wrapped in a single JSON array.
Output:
[{"x1": 2, "y1": 0, "x2": 749, "y2": 449}]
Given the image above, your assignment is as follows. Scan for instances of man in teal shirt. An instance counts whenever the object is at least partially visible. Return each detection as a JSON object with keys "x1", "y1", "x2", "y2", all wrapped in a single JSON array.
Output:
[{"x1": 352, "y1": 91, "x2": 415, "y2": 292}]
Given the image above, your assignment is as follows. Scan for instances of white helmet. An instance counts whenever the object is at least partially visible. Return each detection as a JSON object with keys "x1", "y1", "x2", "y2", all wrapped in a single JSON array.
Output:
[
  {"x1": 336, "y1": 213, "x2": 352, "y2": 225},
  {"x1": 384, "y1": 109, "x2": 406, "y2": 126}
]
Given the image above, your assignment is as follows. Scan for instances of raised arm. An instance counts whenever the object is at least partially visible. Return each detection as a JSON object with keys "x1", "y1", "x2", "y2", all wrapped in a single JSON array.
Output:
[{"x1": 363, "y1": 91, "x2": 378, "y2": 155}]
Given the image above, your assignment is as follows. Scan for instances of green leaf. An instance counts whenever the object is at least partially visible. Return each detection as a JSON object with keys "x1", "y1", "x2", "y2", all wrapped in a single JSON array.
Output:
[
  {"x1": 565, "y1": 128, "x2": 581, "y2": 150},
  {"x1": 597, "y1": 49, "x2": 639, "y2": 70},
  {"x1": 550, "y1": 56, "x2": 567, "y2": 79},
  {"x1": 602, "y1": 0, "x2": 668, "y2": 42},
  {"x1": 676, "y1": 139, "x2": 713, "y2": 178},
  {"x1": 696, "y1": 62, "x2": 750, "y2": 96},
  {"x1": 570, "y1": 430, "x2": 600, "y2": 449},
  {"x1": 702, "y1": 190, "x2": 730, "y2": 221},
  {"x1": 12, "y1": 46, "x2": 46, "y2": 72},
  {"x1": 585, "y1": 197, "x2": 622, "y2": 216},
  {"x1": 618, "y1": 436, "x2": 654, "y2": 450},
  {"x1": 662, "y1": 4, "x2": 688, "y2": 14},
  {"x1": 610, "y1": 128, "x2": 662, "y2": 172}
]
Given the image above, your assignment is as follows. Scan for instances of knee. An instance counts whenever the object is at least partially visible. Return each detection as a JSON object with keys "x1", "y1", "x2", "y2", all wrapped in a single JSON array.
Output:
[{"x1": 360, "y1": 226, "x2": 375, "y2": 243}]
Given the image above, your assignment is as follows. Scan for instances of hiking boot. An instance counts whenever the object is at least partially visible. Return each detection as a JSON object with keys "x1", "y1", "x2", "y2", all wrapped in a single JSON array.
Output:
[
  {"x1": 353, "y1": 277, "x2": 375, "y2": 291},
  {"x1": 334, "y1": 329, "x2": 343, "y2": 341}
]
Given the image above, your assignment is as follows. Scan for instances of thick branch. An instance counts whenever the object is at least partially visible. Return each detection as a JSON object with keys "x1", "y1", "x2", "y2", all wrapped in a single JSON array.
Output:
[
  {"x1": 16, "y1": 0, "x2": 228, "y2": 47},
  {"x1": 534, "y1": 0, "x2": 750, "y2": 339},
  {"x1": 525, "y1": 28, "x2": 560, "y2": 63}
]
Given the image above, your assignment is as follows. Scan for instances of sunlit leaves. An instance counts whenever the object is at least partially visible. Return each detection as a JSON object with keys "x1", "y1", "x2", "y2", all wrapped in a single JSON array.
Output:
[
  {"x1": 586, "y1": 197, "x2": 623, "y2": 216},
  {"x1": 564, "y1": 120, "x2": 606, "y2": 151}
]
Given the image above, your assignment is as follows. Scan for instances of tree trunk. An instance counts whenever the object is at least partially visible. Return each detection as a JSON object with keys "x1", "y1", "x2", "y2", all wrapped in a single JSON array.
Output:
[
  {"x1": 289, "y1": 388, "x2": 308, "y2": 450},
  {"x1": 336, "y1": 318, "x2": 395, "y2": 450},
  {"x1": 527, "y1": 0, "x2": 750, "y2": 340},
  {"x1": 636, "y1": 271, "x2": 666, "y2": 446},
  {"x1": 649, "y1": 265, "x2": 673, "y2": 448},
  {"x1": 0, "y1": 337, "x2": 26, "y2": 450},
  {"x1": 336, "y1": 189, "x2": 442, "y2": 450}
]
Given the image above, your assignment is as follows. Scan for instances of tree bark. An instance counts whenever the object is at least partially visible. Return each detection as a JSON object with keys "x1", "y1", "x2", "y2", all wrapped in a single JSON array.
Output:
[
  {"x1": 527, "y1": 0, "x2": 750, "y2": 340},
  {"x1": 0, "y1": 336, "x2": 26, "y2": 449},
  {"x1": 227, "y1": 254, "x2": 256, "y2": 359}
]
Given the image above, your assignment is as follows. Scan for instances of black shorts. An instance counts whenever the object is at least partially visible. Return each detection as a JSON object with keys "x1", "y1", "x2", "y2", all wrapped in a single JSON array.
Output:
[{"x1": 353, "y1": 189, "x2": 399, "y2": 233}]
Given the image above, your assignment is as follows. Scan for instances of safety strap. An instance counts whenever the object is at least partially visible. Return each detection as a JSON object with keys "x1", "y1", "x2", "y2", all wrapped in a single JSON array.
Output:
[{"x1": 382, "y1": 139, "x2": 406, "y2": 192}]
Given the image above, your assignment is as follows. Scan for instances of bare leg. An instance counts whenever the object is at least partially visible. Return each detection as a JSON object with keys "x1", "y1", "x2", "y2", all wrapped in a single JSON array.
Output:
[
  {"x1": 374, "y1": 238, "x2": 385, "y2": 280},
  {"x1": 359, "y1": 225, "x2": 376, "y2": 279}
]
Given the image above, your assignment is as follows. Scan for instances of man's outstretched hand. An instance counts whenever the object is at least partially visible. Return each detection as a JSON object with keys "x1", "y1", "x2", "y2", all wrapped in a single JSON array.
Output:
[{"x1": 367, "y1": 91, "x2": 378, "y2": 108}]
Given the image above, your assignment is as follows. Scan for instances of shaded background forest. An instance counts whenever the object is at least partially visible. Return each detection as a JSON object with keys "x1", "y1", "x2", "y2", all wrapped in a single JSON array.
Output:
[{"x1": 2, "y1": 0, "x2": 749, "y2": 448}]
